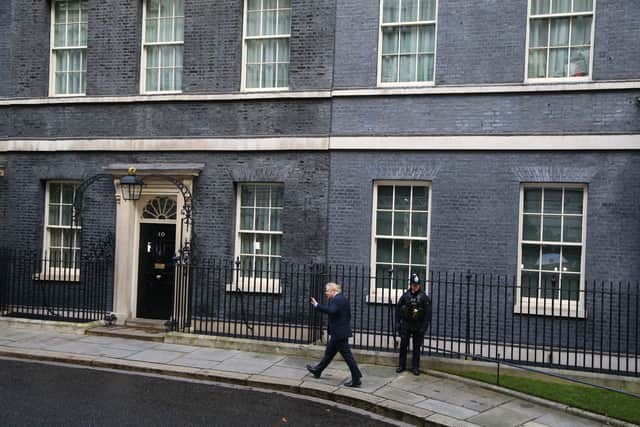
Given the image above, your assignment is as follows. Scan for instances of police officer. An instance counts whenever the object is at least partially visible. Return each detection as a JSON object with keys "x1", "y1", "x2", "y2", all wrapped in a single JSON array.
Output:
[{"x1": 396, "y1": 273, "x2": 431, "y2": 375}]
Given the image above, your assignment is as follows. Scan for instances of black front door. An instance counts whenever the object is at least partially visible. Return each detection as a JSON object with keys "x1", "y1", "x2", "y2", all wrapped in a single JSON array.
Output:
[{"x1": 137, "y1": 223, "x2": 176, "y2": 319}]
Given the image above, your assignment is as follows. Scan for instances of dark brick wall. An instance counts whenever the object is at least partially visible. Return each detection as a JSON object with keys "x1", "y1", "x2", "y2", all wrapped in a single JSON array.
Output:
[
  {"x1": 11, "y1": 0, "x2": 50, "y2": 98},
  {"x1": 4, "y1": 99, "x2": 332, "y2": 139},
  {"x1": 331, "y1": 91, "x2": 640, "y2": 136},
  {"x1": 86, "y1": 1, "x2": 141, "y2": 96},
  {"x1": 327, "y1": 151, "x2": 640, "y2": 282},
  {"x1": 183, "y1": 0, "x2": 243, "y2": 93},
  {"x1": 592, "y1": 0, "x2": 640, "y2": 81},
  {"x1": 0, "y1": 1, "x2": 13, "y2": 98},
  {"x1": 288, "y1": 0, "x2": 337, "y2": 91}
]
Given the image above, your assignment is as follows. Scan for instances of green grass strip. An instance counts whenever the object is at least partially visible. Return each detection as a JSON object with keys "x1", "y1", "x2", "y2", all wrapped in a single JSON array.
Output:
[{"x1": 439, "y1": 368, "x2": 640, "y2": 424}]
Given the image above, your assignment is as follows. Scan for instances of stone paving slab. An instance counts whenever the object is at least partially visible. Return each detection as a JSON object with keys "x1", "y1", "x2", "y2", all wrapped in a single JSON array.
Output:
[{"x1": 0, "y1": 326, "x2": 622, "y2": 427}]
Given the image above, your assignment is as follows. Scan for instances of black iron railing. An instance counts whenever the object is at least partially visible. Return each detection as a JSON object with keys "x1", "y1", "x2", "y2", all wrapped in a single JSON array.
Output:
[
  {"x1": 0, "y1": 249, "x2": 112, "y2": 322},
  {"x1": 173, "y1": 260, "x2": 639, "y2": 377}
]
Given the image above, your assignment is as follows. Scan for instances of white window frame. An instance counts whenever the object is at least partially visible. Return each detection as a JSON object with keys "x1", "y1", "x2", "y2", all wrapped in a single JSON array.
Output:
[
  {"x1": 140, "y1": 0, "x2": 184, "y2": 95},
  {"x1": 40, "y1": 181, "x2": 81, "y2": 281},
  {"x1": 241, "y1": 0, "x2": 291, "y2": 92},
  {"x1": 525, "y1": 0, "x2": 596, "y2": 83},
  {"x1": 369, "y1": 180, "x2": 432, "y2": 303},
  {"x1": 229, "y1": 182, "x2": 284, "y2": 294},
  {"x1": 376, "y1": 0, "x2": 439, "y2": 88},
  {"x1": 515, "y1": 183, "x2": 588, "y2": 317},
  {"x1": 49, "y1": 0, "x2": 88, "y2": 97}
]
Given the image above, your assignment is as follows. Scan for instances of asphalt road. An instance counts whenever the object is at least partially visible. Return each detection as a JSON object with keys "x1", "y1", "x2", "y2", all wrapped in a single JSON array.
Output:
[{"x1": 0, "y1": 358, "x2": 395, "y2": 427}]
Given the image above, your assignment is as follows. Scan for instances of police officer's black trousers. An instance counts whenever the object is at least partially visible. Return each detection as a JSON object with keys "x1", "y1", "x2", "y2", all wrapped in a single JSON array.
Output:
[
  {"x1": 398, "y1": 331, "x2": 424, "y2": 370},
  {"x1": 315, "y1": 336, "x2": 362, "y2": 380}
]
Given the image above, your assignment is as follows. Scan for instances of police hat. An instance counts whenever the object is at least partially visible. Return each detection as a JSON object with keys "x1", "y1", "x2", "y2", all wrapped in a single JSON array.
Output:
[{"x1": 410, "y1": 273, "x2": 420, "y2": 285}]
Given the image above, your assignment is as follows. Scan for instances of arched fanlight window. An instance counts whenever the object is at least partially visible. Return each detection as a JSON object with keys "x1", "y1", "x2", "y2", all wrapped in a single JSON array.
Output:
[{"x1": 142, "y1": 197, "x2": 177, "y2": 220}]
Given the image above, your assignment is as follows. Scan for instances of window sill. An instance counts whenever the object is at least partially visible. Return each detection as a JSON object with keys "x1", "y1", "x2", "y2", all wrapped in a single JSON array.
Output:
[
  {"x1": 34, "y1": 271, "x2": 80, "y2": 283},
  {"x1": 525, "y1": 76, "x2": 591, "y2": 84},
  {"x1": 225, "y1": 281, "x2": 282, "y2": 295},
  {"x1": 365, "y1": 293, "x2": 402, "y2": 305},
  {"x1": 514, "y1": 303, "x2": 585, "y2": 318},
  {"x1": 377, "y1": 81, "x2": 435, "y2": 88}
]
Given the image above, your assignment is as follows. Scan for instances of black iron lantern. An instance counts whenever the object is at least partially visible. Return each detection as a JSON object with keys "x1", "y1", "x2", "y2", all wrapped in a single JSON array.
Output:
[{"x1": 119, "y1": 167, "x2": 144, "y2": 201}]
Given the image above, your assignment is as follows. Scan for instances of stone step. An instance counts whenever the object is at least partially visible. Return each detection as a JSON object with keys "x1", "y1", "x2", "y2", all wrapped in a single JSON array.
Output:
[
  {"x1": 86, "y1": 325, "x2": 166, "y2": 342},
  {"x1": 124, "y1": 318, "x2": 167, "y2": 331}
]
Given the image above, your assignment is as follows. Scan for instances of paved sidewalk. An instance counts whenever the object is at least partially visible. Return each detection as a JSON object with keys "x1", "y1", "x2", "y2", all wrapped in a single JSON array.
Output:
[{"x1": 0, "y1": 326, "x2": 612, "y2": 427}]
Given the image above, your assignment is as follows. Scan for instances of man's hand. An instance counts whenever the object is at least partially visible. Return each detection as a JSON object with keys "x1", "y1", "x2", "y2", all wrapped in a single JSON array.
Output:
[{"x1": 310, "y1": 297, "x2": 318, "y2": 307}]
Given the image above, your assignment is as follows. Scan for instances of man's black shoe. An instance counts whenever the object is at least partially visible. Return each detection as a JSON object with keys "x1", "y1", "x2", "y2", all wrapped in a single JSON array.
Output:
[
  {"x1": 396, "y1": 366, "x2": 405, "y2": 373},
  {"x1": 412, "y1": 368, "x2": 420, "y2": 376},
  {"x1": 344, "y1": 379, "x2": 361, "y2": 388},
  {"x1": 306, "y1": 364, "x2": 321, "y2": 379}
]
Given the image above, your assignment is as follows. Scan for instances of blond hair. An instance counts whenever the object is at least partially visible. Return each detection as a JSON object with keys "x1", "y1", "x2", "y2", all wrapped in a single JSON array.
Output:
[{"x1": 325, "y1": 282, "x2": 341, "y2": 293}]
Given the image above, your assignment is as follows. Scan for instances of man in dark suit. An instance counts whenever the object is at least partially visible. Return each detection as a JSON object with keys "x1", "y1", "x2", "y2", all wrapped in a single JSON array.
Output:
[{"x1": 306, "y1": 282, "x2": 362, "y2": 387}]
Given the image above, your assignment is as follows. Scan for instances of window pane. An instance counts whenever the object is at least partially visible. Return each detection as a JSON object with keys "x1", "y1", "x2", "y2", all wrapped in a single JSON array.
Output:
[
  {"x1": 160, "y1": 68, "x2": 173, "y2": 91},
  {"x1": 531, "y1": 0, "x2": 550, "y2": 15},
  {"x1": 563, "y1": 216, "x2": 582, "y2": 242},
  {"x1": 540, "y1": 272, "x2": 559, "y2": 299},
  {"x1": 563, "y1": 189, "x2": 583, "y2": 213},
  {"x1": 376, "y1": 264, "x2": 392, "y2": 288},
  {"x1": 376, "y1": 211, "x2": 392, "y2": 235},
  {"x1": 418, "y1": 25, "x2": 435, "y2": 52},
  {"x1": 277, "y1": 39, "x2": 289, "y2": 61},
  {"x1": 394, "y1": 240, "x2": 410, "y2": 263},
  {"x1": 523, "y1": 214, "x2": 541, "y2": 240},
  {"x1": 411, "y1": 240, "x2": 428, "y2": 264},
  {"x1": 382, "y1": 56, "x2": 398, "y2": 82},
  {"x1": 399, "y1": 26, "x2": 418, "y2": 53},
  {"x1": 255, "y1": 186, "x2": 270, "y2": 207},
  {"x1": 271, "y1": 185, "x2": 284, "y2": 207},
  {"x1": 377, "y1": 186, "x2": 394, "y2": 209},
  {"x1": 521, "y1": 271, "x2": 539, "y2": 298},
  {"x1": 263, "y1": 64, "x2": 275, "y2": 87},
  {"x1": 69, "y1": 72, "x2": 82, "y2": 93},
  {"x1": 573, "y1": 0, "x2": 593, "y2": 12},
  {"x1": 246, "y1": 64, "x2": 260, "y2": 88},
  {"x1": 524, "y1": 188, "x2": 542, "y2": 212},
  {"x1": 248, "y1": 0, "x2": 260, "y2": 11},
  {"x1": 417, "y1": 54, "x2": 434, "y2": 81},
  {"x1": 562, "y1": 246, "x2": 581, "y2": 272},
  {"x1": 377, "y1": 239, "x2": 392, "y2": 263},
  {"x1": 61, "y1": 205, "x2": 73, "y2": 226},
  {"x1": 528, "y1": 49, "x2": 547, "y2": 78},
  {"x1": 263, "y1": 11, "x2": 277, "y2": 36},
  {"x1": 552, "y1": 0, "x2": 571, "y2": 13},
  {"x1": 419, "y1": 0, "x2": 436, "y2": 21},
  {"x1": 529, "y1": 19, "x2": 548, "y2": 48},
  {"x1": 394, "y1": 186, "x2": 411, "y2": 209},
  {"x1": 174, "y1": 17, "x2": 184, "y2": 41},
  {"x1": 62, "y1": 184, "x2": 75, "y2": 203},
  {"x1": 54, "y1": 24, "x2": 66, "y2": 47},
  {"x1": 50, "y1": 229, "x2": 63, "y2": 247},
  {"x1": 393, "y1": 266, "x2": 409, "y2": 290},
  {"x1": 541, "y1": 245, "x2": 561, "y2": 271},
  {"x1": 412, "y1": 186, "x2": 428, "y2": 210},
  {"x1": 542, "y1": 215, "x2": 561, "y2": 241},
  {"x1": 264, "y1": 0, "x2": 277, "y2": 8},
  {"x1": 279, "y1": 0, "x2": 291, "y2": 8},
  {"x1": 549, "y1": 18, "x2": 570, "y2": 46},
  {"x1": 382, "y1": 27, "x2": 398, "y2": 55},
  {"x1": 561, "y1": 274, "x2": 580, "y2": 301},
  {"x1": 571, "y1": 16, "x2": 591, "y2": 45},
  {"x1": 393, "y1": 212, "x2": 410, "y2": 236},
  {"x1": 256, "y1": 256, "x2": 269, "y2": 280},
  {"x1": 399, "y1": 54, "x2": 416, "y2": 81},
  {"x1": 255, "y1": 208, "x2": 269, "y2": 231},
  {"x1": 50, "y1": 183, "x2": 62, "y2": 203},
  {"x1": 269, "y1": 208, "x2": 281, "y2": 231},
  {"x1": 271, "y1": 234, "x2": 281, "y2": 256},
  {"x1": 276, "y1": 62, "x2": 288, "y2": 87},
  {"x1": 277, "y1": 10, "x2": 291, "y2": 35},
  {"x1": 247, "y1": 11, "x2": 260, "y2": 37},
  {"x1": 411, "y1": 212, "x2": 428, "y2": 237},
  {"x1": 146, "y1": 68, "x2": 159, "y2": 92},
  {"x1": 255, "y1": 233, "x2": 270, "y2": 254},
  {"x1": 383, "y1": 0, "x2": 399, "y2": 23},
  {"x1": 549, "y1": 48, "x2": 568, "y2": 77},
  {"x1": 569, "y1": 47, "x2": 589, "y2": 76},
  {"x1": 240, "y1": 255, "x2": 254, "y2": 278},
  {"x1": 522, "y1": 244, "x2": 540, "y2": 269},
  {"x1": 543, "y1": 189, "x2": 562, "y2": 213},
  {"x1": 400, "y1": 0, "x2": 418, "y2": 22},
  {"x1": 161, "y1": 45, "x2": 175, "y2": 67},
  {"x1": 240, "y1": 207, "x2": 254, "y2": 229},
  {"x1": 146, "y1": 18, "x2": 158, "y2": 42},
  {"x1": 240, "y1": 233, "x2": 253, "y2": 254},
  {"x1": 49, "y1": 205, "x2": 61, "y2": 226}
]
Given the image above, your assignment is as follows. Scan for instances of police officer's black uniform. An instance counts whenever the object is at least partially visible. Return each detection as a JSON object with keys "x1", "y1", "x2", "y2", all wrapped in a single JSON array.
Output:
[{"x1": 396, "y1": 274, "x2": 431, "y2": 375}]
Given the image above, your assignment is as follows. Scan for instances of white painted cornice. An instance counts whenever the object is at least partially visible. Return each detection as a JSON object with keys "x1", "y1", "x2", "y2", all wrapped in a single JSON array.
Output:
[
  {"x1": 1, "y1": 80, "x2": 638, "y2": 106},
  {"x1": 1, "y1": 134, "x2": 639, "y2": 152}
]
